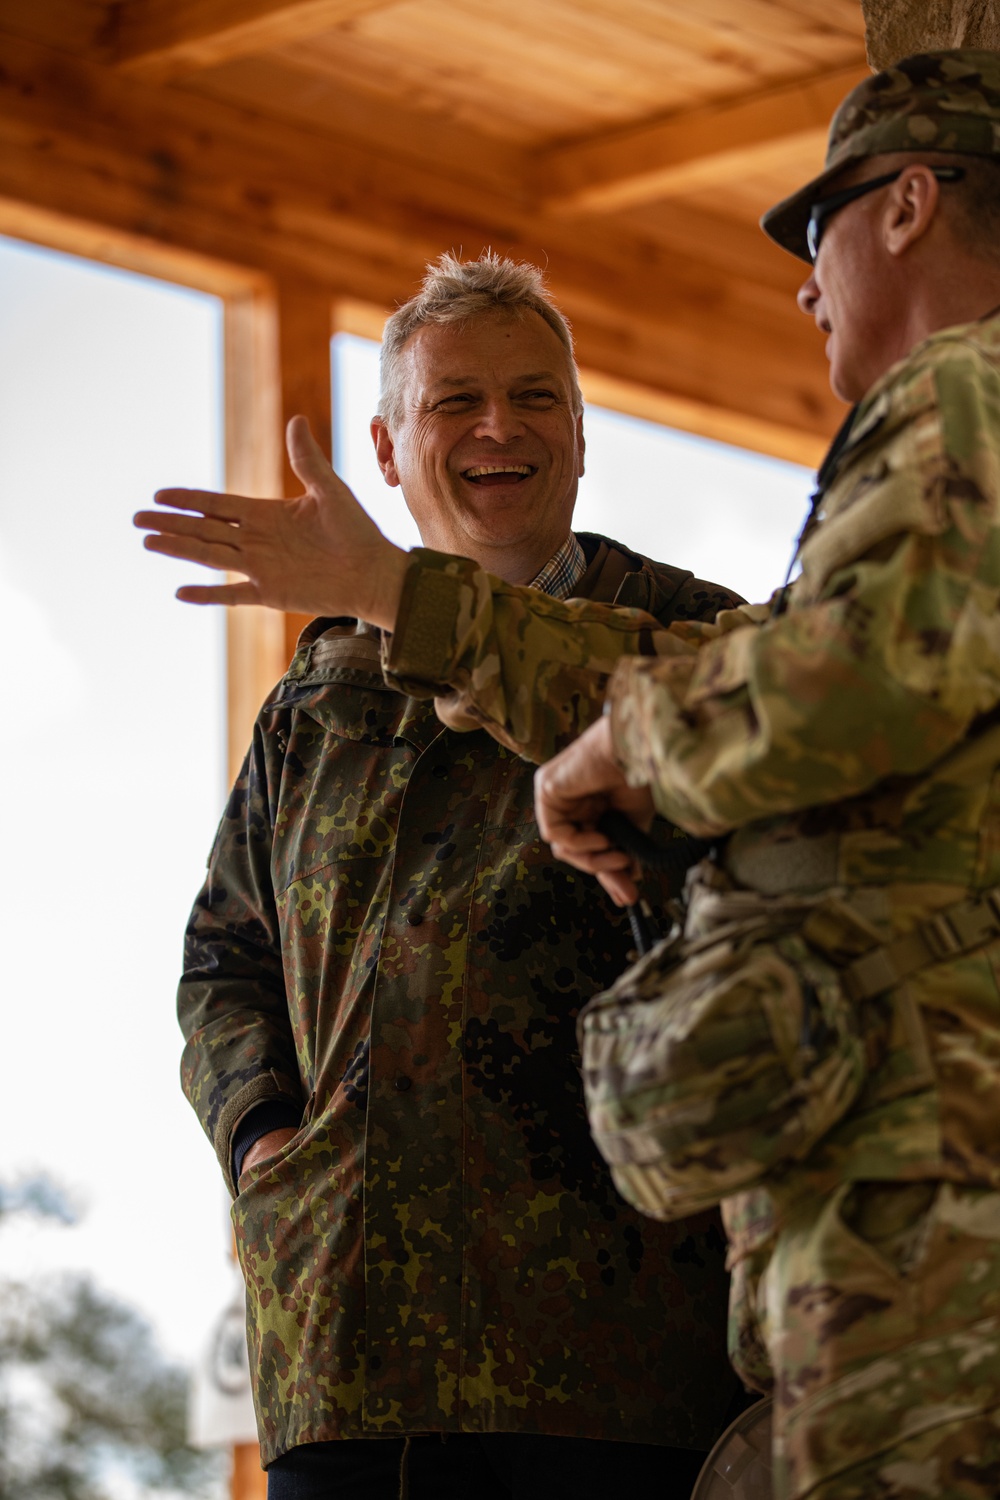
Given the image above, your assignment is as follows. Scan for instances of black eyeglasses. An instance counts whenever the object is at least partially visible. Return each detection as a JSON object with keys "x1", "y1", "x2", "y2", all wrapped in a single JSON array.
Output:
[{"x1": 806, "y1": 165, "x2": 965, "y2": 262}]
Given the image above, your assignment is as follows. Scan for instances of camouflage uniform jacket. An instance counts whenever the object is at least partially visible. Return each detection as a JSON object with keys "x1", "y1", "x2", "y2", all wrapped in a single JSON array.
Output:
[
  {"x1": 390, "y1": 310, "x2": 1000, "y2": 1251},
  {"x1": 383, "y1": 319, "x2": 1000, "y2": 1497},
  {"x1": 178, "y1": 533, "x2": 743, "y2": 1464}
]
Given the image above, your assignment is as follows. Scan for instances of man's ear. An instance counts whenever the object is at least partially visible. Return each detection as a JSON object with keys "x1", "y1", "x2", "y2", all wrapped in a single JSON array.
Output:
[
  {"x1": 371, "y1": 417, "x2": 401, "y2": 488},
  {"x1": 884, "y1": 166, "x2": 940, "y2": 258},
  {"x1": 576, "y1": 412, "x2": 586, "y2": 479}
]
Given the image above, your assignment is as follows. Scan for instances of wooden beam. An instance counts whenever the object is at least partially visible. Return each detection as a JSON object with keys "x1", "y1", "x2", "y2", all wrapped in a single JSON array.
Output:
[
  {"x1": 537, "y1": 63, "x2": 870, "y2": 214},
  {"x1": 188, "y1": 55, "x2": 529, "y2": 201},
  {"x1": 273, "y1": 277, "x2": 335, "y2": 662},
  {"x1": 0, "y1": 28, "x2": 843, "y2": 456},
  {"x1": 222, "y1": 277, "x2": 334, "y2": 775},
  {"x1": 578, "y1": 368, "x2": 829, "y2": 471},
  {"x1": 112, "y1": 0, "x2": 397, "y2": 83},
  {"x1": 231, "y1": 1441, "x2": 267, "y2": 1500},
  {"x1": 223, "y1": 286, "x2": 287, "y2": 784},
  {"x1": 0, "y1": 194, "x2": 266, "y2": 299}
]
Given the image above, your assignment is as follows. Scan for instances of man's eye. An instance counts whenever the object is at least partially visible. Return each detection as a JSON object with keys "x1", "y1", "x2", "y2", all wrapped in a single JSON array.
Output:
[
  {"x1": 435, "y1": 394, "x2": 476, "y2": 409},
  {"x1": 520, "y1": 390, "x2": 557, "y2": 405}
]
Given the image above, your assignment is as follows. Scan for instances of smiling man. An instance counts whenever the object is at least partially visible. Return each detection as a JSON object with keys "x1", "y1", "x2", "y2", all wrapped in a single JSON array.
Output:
[{"x1": 164, "y1": 254, "x2": 744, "y2": 1499}]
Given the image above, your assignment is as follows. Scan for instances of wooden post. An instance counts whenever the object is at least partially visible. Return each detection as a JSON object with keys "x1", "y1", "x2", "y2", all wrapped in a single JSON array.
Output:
[
  {"x1": 231, "y1": 1440, "x2": 269, "y2": 1500},
  {"x1": 222, "y1": 278, "x2": 334, "y2": 1500},
  {"x1": 222, "y1": 277, "x2": 334, "y2": 786},
  {"x1": 271, "y1": 277, "x2": 336, "y2": 666}
]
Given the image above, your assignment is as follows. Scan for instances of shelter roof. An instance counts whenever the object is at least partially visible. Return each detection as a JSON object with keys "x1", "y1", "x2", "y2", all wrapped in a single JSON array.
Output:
[{"x1": 0, "y1": 1, "x2": 868, "y2": 459}]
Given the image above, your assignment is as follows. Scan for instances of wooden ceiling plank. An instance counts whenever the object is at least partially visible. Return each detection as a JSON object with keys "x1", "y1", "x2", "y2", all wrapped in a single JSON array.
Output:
[
  {"x1": 766, "y1": 0, "x2": 866, "y2": 33},
  {"x1": 619, "y1": 200, "x2": 800, "y2": 287},
  {"x1": 112, "y1": 0, "x2": 399, "y2": 82},
  {"x1": 537, "y1": 62, "x2": 869, "y2": 214},
  {"x1": 565, "y1": 301, "x2": 838, "y2": 443},
  {"x1": 578, "y1": 367, "x2": 828, "y2": 469},
  {"x1": 0, "y1": 25, "x2": 842, "y2": 450},
  {"x1": 0, "y1": 194, "x2": 268, "y2": 297},
  {"x1": 0, "y1": 0, "x2": 109, "y2": 53},
  {"x1": 623, "y1": 0, "x2": 863, "y2": 51},
  {"x1": 186, "y1": 56, "x2": 530, "y2": 196},
  {"x1": 0, "y1": 27, "x2": 794, "y2": 332},
  {"x1": 283, "y1": 0, "x2": 799, "y2": 145}
]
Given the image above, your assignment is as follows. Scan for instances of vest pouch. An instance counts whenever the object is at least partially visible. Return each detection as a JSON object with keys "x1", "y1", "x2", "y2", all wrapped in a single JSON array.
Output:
[{"x1": 579, "y1": 909, "x2": 867, "y2": 1223}]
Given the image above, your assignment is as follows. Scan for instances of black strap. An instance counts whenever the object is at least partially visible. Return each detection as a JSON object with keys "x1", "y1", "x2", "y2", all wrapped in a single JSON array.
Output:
[
  {"x1": 771, "y1": 405, "x2": 859, "y2": 618},
  {"x1": 597, "y1": 810, "x2": 716, "y2": 956}
]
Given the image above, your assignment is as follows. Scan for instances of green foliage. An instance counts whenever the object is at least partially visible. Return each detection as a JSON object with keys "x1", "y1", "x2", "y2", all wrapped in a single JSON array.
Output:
[{"x1": 0, "y1": 1176, "x2": 226, "y2": 1500}]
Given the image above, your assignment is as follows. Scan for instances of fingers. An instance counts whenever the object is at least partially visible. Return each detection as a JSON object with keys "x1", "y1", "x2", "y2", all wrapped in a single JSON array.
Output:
[
  {"x1": 134, "y1": 511, "x2": 240, "y2": 546},
  {"x1": 540, "y1": 816, "x2": 640, "y2": 906},
  {"x1": 175, "y1": 580, "x2": 261, "y2": 606},
  {"x1": 533, "y1": 718, "x2": 657, "y2": 908},
  {"x1": 286, "y1": 414, "x2": 334, "y2": 492},
  {"x1": 547, "y1": 835, "x2": 635, "y2": 878},
  {"x1": 141, "y1": 532, "x2": 238, "y2": 569},
  {"x1": 147, "y1": 488, "x2": 248, "y2": 521},
  {"x1": 597, "y1": 868, "x2": 642, "y2": 908}
]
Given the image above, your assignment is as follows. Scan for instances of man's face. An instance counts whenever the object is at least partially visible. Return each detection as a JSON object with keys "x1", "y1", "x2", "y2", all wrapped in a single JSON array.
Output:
[
  {"x1": 797, "y1": 169, "x2": 900, "y2": 404},
  {"x1": 372, "y1": 311, "x2": 584, "y2": 577}
]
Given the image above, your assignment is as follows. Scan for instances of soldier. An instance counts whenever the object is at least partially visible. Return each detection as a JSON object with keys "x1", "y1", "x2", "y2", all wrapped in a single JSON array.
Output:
[
  {"x1": 135, "y1": 253, "x2": 744, "y2": 1498},
  {"x1": 527, "y1": 49, "x2": 1000, "y2": 1500}
]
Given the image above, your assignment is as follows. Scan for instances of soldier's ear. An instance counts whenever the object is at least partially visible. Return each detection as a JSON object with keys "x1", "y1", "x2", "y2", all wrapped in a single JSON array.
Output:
[
  {"x1": 884, "y1": 166, "x2": 939, "y2": 258},
  {"x1": 371, "y1": 417, "x2": 402, "y2": 488}
]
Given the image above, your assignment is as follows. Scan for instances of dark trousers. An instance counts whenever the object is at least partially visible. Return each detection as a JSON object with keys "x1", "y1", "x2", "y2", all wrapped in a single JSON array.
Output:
[{"x1": 266, "y1": 1432, "x2": 708, "y2": 1499}]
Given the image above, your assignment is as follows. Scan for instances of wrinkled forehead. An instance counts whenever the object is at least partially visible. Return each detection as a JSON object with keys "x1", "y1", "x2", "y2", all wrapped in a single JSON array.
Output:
[{"x1": 396, "y1": 309, "x2": 577, "y2": 398}]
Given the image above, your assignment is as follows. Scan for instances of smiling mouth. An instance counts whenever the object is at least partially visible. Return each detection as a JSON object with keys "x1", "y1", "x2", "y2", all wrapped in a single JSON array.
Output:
[{"x1": 462, "y1": 464, "x2": 536, "y2": 485}]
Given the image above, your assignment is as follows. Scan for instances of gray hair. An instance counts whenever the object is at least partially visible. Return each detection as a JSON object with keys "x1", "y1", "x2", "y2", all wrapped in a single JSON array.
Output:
[{"x1": 377, "y1": 251, "x2": 583, "y2": 430}]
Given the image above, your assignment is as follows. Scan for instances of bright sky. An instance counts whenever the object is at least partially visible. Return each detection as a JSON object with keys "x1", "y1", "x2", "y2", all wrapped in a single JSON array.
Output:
[{"x1": 0, "y1": 235, "x2": 816, "y2": 1380}]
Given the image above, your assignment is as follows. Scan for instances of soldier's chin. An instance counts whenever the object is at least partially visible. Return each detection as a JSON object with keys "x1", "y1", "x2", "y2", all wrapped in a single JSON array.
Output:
[{"x1": 827, "y1": 347, "x2": 866, "y2": 405}]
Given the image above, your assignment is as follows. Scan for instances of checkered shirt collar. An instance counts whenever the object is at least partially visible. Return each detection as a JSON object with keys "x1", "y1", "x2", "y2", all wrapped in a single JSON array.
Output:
[{"x1": 528, "y1": 532, "x2": 587, "y2": 599}]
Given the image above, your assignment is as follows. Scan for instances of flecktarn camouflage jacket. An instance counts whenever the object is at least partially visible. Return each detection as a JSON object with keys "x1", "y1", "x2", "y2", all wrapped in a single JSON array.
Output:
[{"x1": 178, "y1": 534, "x2": 743, "y2": 1463}]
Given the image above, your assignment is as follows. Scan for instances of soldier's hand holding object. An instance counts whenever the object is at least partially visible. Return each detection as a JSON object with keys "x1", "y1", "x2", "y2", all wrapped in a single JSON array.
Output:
[
  {"x1": 133, "y1": 414, "x2": 409, "y2": 629},
  {"x1": 533, "y1": 715, "x2": 655, "y2": 908}
]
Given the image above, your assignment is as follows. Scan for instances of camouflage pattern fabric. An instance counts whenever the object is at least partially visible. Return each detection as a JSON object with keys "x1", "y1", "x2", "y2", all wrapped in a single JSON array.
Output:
[
  {"x1": 178, "y1": 535, "x2": 743, "y2": 1465},
  {"x1": 579, "y1": 869, "x2": 869, "y2": 1223},
  {"x1": 759, "y1": 1180, "x2": 1000, "y2": 1499},
  {"x1": 386, "y1": 313, "x2": 1000, "y2": 1495},
  {"x1": 384, "y1": 537, "x2": 738, "y2": 756},
  {"x1": 763, "y1": 49, "x2": 1000, "y2": 261}
]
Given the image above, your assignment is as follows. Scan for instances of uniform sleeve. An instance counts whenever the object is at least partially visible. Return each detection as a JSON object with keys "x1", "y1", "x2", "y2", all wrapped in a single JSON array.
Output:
[
  {"x1": 382, "y1": 547, "x2": 759, "y2": 763},
  {"x1": 608, "y1": 345, "x2": 1000, "y2": 836},
  {"x1": 177, "y1": 714, "x2": 303, "y2": 1195}
]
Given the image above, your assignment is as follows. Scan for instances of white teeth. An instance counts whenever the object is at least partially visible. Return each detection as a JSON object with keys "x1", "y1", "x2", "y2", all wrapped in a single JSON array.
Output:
[{"x1": 464, "y1": 465, "x2": 532, "y2": 478}]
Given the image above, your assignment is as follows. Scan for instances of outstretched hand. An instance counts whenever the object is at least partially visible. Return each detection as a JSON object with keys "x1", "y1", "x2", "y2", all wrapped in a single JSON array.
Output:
[
  {"x1": 533, "y1": 715, "x2": 655, "y2": 907},
  {"x1": 133, "y1": 415, "x2": 409, "y2": 628}
]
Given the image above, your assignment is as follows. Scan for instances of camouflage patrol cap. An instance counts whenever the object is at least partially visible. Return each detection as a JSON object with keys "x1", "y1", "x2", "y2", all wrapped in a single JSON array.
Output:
[{"x1": 762, "y1": 50, "x2": 1000, "y2": 263}]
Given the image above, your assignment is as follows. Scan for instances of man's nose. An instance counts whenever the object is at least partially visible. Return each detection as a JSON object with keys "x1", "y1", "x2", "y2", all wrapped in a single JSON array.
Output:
[
  {"x1": 474, "y1": 398, "x2": 526, "y2": 442},
  {"x1": 797, "y1": 271, "x2": 820, "y2": 316}
]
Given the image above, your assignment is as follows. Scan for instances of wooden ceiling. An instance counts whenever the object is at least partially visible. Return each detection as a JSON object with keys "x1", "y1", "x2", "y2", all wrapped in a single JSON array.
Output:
[{"x1": 0, "y1": 0, "x2": 870, "y2": 464}]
